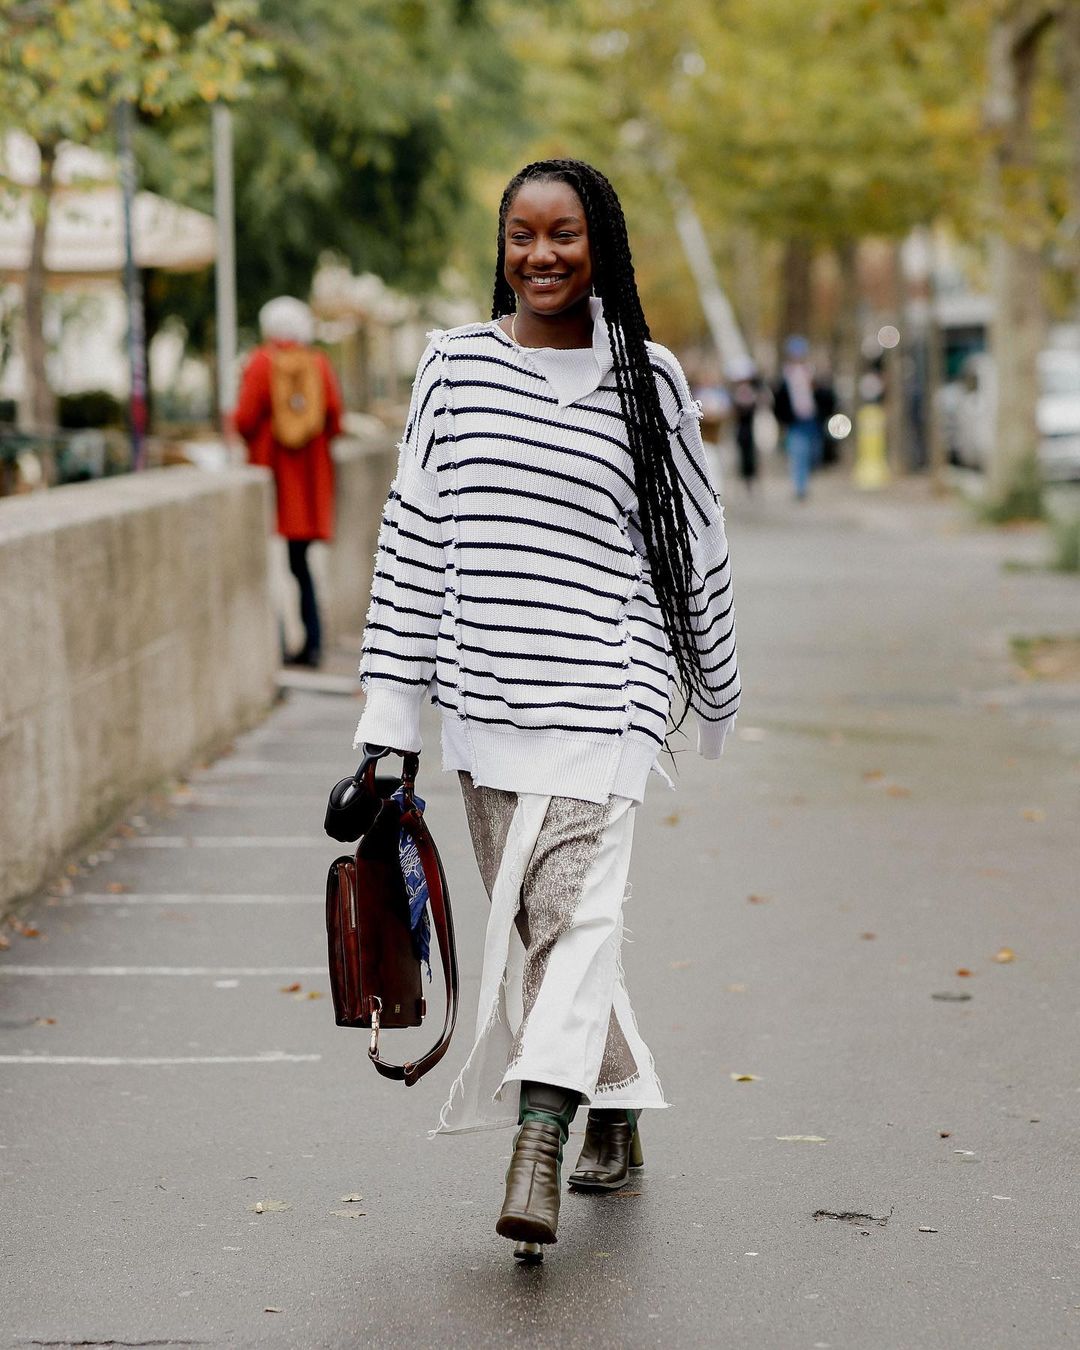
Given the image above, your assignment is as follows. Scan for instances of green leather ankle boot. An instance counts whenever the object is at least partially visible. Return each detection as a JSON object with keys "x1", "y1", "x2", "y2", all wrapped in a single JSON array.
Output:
[
  {"x1": 496, "y1": 1082, "x2": 580, "y2": 1253},
  {"x1": 568, "y1": 1109, "x2": 643, "y2": 1191}
]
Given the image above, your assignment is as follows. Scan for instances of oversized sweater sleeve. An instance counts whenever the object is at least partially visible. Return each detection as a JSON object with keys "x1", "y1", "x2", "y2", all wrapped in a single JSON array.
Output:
[
  {"x1": 650, "y1": 345, "x2": 741, "y2": 758},
  {"x1": 353, "y1": 338, "x2": 446, "y2": 753}
]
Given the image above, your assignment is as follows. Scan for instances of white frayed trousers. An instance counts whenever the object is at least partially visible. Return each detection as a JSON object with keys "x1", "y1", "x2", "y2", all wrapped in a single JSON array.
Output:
[{"x1": 435, "y1": 777, "x2": 667, "y2": 1135}]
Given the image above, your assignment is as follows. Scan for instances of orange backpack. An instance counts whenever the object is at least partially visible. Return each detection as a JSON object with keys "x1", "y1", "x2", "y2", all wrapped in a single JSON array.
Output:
[{"x1": 268, "y1": 346, "x2": 326, "y2": 449}]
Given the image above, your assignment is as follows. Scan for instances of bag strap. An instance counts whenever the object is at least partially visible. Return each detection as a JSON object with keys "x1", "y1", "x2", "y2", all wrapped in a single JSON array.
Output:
[{"x1": 366, "y1": 756, "x2": 460, "y2": 1087}]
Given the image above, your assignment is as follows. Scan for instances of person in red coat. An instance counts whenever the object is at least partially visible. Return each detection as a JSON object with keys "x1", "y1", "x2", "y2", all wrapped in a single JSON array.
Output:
[{"x1": 237, "y1": 297, "x2": 343, "y2": 668}]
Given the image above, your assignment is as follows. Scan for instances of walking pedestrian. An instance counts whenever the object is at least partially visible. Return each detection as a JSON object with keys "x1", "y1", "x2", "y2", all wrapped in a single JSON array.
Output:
[
  {"x1": 728, "y1": 355, "x2": 760, "y2": 493},
  {"x1": 352, "y1": 159, "x2": 741, "y2": 1260},
  {"x1": 237, "y1": 296, "x2": 343, "y2": 668},
  {"x1": 773, "y1": 335, "x2": 821, "y2": 501}
]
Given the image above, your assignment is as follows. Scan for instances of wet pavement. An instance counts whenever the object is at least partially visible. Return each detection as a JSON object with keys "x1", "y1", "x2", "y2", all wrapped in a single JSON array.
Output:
[{"x1": 3, "y1": 475, "x2": 1079, "y2": 1349}]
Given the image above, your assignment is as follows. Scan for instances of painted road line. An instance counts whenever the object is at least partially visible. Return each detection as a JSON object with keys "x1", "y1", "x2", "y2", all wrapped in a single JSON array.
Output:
[
  {"x1": 125, "y1": 835, "x2": 330, "y2": 848},
  {"x1": 276, "y1": 670, "x2": 357, "y2": 696},
  {"x1": 175, "y1": 793, "x2": 325, "y2": 807},
  {"x1": 196, "y1": 760, "x2": 345, "y2": 775},
  {"x1": 0, "y1": 965, "x2": 327, "y2": 977},
  {"x1": 62, "y1": 893, "x2": 319, "y2": 906},
  {"x1": 0, "y1": 1052, "x2": 322, "y2": 1065}
]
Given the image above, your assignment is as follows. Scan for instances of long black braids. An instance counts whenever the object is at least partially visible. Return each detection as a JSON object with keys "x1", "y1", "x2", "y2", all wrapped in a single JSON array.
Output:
[{"x1": 492, "y1": 157, "x2": 710, "y2": 727}]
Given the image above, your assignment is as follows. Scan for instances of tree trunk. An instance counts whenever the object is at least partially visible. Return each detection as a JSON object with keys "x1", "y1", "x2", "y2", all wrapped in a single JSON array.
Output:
[
  {"x1": 21, "y1": 140, "x2": 57, "y2": 434},
  {"x1": 1059, "y1": 1, "x2": 1080, "y2": 300},
  {"x1": 984, "y1": 4, "x2": 1056, "y2": 509},
  {"x1": 777, "y1": 236, "x2": 813, "y2": 368},
  {"x1": 832, "y1": 237, "x2": 860, "y2": 457},
  {"x1": 730, "y1": 225, "x2": 762, "y2": 358},
  {"x1": 883, "y1": 242, "x2": 907, "y2": 474}
]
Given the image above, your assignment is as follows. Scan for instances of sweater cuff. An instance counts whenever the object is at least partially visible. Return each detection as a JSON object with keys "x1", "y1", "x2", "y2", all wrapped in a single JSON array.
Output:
[
  {"x1": 697, "y1": 712, "x2": 736, "y2": 760},
  {"x1": 353, "y1": 683, "x2": 425, "y2": 753}
]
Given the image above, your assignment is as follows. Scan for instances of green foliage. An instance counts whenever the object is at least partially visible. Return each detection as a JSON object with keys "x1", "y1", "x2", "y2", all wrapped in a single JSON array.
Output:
[
  {"x1": 57, "y1": 388, "x2": 124, "y2": 428},
  {"x1": 0, "y1": 0, "x2": 272, "y2": 150},
  {"x1": 539, "y1": 0, "x2": 986, "y2": 247},
  {"x1": 1051, "y1": 516, "x2": 1080, "y2": 573},
  {"x1": 140, "y1": 1, "x2": 531, "y2": 330}
]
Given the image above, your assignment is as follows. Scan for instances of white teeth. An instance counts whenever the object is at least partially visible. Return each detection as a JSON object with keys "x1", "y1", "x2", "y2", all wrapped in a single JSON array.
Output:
[{"x1": 528, "y1": 276, "x2": 564, "y2": 286}]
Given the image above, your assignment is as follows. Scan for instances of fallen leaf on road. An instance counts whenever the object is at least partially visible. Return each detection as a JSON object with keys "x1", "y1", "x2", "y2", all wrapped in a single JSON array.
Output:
[
  {"x1": 340, "y1": 1193, "x2": 363, "y2": 1203},
  {"x1": 860, "y1": 932, "x2": 876, "y2": 940},
  {"x1": 931, "y1": 991, "x2": 971, "y2": 1001},
  {"x1": 304, "y1": 990, "x2": 324, "y2": 1000},
  {"x1": 279, "y1": 982, "x2": 302, "y2": 994},
  {"x1": 1021, "y1": 808, "x2": 1044, "y2": 822},
  {"x1": 669, "y1": 959, "x2": 693, "y2": 970},
  {"x1": 0, "y1": 934, "x2": 9, "y2": 951},
  {"x1": 747, "y1": 894, "x2": 770, "y2": 904},
  {"x1": 330, "y1": 1209, "x2": 366, "y2": 1219},
  {"x1": 730, "y1": 1072, "x2": 760, "y2": 1082},
  {"x1": 955, "y1": 968, "x2": 973, "y2": 978},
  {"x1": 725, "y1": 983, "x2": 747, "y2": 993},
  {"x1": 9, "y1": 918, "x2": 40, "y2": 937},
  {"x1": 660, "y1": 813, "x2": 680, "y2": 826},
  {"x1": 251, "y1": 1199, "x2": 289, "y2": 1213},
  {"x1": 34, "y1": 1016, "x2": 56, "y2": 1026},
  {"x1": 885, "y1": 785, "x2": 911, "y2": 798},
  {"x1": 862, "y1": 770, "x2": 885, "y2": 782},
  {"x1": 606, "y1": 1190, "x2": 641, "y2": 1198},
  {"x1": 106, "y1": 882, "x2": 128, "y2": 894},
  {"x1": 978, "y1": 867, "x2": 1005, "y2": 878},
  {"x1": 776, "y1": 1136, "x2": 827, "y2": 1144},
  {"x1": 992, "y1": 947, "x2": 1015, "y2": 963},
  {"x1": 938, "y1": 1130, "x2": 952, "y2": 1138}
]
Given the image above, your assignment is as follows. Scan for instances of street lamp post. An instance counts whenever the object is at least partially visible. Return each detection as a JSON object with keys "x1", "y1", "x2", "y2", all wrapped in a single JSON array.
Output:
[
  {"x1": 213, "y1": 103, "x2": 238, "y2": 440},
  {"x1": 116, "y1": 100, "x2": 147, "y2": 470}
]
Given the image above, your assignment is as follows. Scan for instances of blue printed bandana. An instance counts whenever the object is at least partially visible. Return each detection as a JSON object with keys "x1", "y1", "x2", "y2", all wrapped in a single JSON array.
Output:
[{"x1": 391, "y1": 787, "x2": 431, "y2": 977}]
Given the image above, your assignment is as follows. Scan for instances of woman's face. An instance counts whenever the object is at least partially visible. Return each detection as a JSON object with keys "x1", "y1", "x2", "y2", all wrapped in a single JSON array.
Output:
[{"x1": 503, "y1": 180, "x2": 593, "y2": 320}]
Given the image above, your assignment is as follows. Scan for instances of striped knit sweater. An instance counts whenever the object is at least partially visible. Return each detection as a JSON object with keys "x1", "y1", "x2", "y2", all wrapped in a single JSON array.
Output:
[{"x1": 353, "y1": 299, "x2": 740, "y2": 804}]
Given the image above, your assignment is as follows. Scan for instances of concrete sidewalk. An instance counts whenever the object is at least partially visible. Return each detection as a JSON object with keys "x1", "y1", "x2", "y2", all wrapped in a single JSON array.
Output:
[{"x1": 3, "y1": 475, "x2": 1079, "y2": 1349}]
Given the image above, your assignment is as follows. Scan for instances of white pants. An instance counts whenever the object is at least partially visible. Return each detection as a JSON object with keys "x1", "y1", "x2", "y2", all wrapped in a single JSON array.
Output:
[{"x1": 434, "y1": 777, "x2": 667, "y2": 1135}]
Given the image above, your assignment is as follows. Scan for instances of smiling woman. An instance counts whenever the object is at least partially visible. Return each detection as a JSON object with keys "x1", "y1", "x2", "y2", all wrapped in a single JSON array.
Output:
[{"x1": 352, "y1": 158, "x2": 741, "y2": 1263}]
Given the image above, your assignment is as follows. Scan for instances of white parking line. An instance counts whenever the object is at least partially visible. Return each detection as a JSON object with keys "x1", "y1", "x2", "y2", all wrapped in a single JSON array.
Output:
[
  {"x1": 64, "y1": 893, "x2": 319, "y2": 906},
  {"x1": 0, "y1": 965, "x2": 327, "y2": 977},
  {"x1": 0, "y1": 1052, "x2": 322, "y2": 1065},
  {"x1": 197, "y1": 760, "x2": 343, "y2": 775},
  {"x1": 126, "y1": 836, "x2": 330, "y2": 849}
]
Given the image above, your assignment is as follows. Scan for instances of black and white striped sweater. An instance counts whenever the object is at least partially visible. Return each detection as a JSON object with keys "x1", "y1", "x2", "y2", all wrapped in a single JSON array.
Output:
[{"x1": 354, "y1": 300, "x2": 740, "y2": 804}]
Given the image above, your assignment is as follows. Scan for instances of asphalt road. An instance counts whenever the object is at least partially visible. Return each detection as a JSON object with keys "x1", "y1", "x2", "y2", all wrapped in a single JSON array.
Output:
[{"x1": 3, "y1": 475, "x2": 1079, "y2": 1350}]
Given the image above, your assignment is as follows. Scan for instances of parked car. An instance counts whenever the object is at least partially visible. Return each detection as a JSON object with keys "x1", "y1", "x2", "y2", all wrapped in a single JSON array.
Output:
[{"x1": 939, "y1": 348, "x2": 1080, "y2": 481}]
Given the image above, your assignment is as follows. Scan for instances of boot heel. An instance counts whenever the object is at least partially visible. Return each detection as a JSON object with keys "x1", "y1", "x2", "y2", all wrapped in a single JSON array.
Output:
[{"x1": 629, "y1": 1127, "x2": 644, "y2": 1170}]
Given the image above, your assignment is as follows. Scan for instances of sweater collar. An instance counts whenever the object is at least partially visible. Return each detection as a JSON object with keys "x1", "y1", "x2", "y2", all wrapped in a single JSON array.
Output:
[{"x1": 496, "y1": 297, "x2": 614, "y2": 407}]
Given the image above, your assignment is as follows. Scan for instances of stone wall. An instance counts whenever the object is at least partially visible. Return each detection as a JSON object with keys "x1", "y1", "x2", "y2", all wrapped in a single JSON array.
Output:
[
  {"x1": 0, "y1": 467, "x2": 278, "y2": 908},
  {"x1": 323, "y1": 433, "x2": 398, "y2": 644}
]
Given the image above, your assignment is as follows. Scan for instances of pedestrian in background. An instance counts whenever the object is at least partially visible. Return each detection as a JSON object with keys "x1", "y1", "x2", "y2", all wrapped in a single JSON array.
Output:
[
  {"x1": 237, "y1": 296, "x2": 343, "y2": 668},
  {"x1": 727, "y1": 355, "x2": 760, "y2": 493},
  {"x1": 353, "y1": 158, "x2": 741, "y2": 1261},
  {"x1": 773, "y1": 334, "x2": 820, "y2": 501}
]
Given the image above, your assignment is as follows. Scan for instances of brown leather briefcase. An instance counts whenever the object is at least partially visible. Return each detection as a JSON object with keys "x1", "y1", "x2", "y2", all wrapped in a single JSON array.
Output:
[{"x1": 324, "y1": 749, "x2": 458, "y2": 1086}]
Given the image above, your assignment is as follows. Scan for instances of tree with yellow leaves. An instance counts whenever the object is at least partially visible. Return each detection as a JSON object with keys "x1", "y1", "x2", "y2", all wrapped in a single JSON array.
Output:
[{"x1": 0, "y1": 0, "x2": 270, "y2": 431}]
